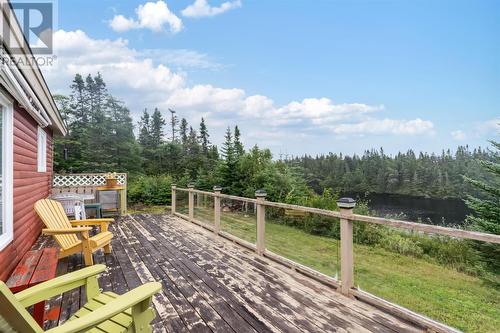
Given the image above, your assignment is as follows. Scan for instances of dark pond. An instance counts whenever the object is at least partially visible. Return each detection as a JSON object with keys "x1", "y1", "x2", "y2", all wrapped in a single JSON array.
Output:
[{"x1": 341, "y1": 192, "x2": 471, "y2": 227}]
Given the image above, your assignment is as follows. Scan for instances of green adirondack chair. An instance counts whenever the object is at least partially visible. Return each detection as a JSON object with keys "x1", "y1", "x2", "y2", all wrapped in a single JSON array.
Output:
[{"x1": 0, "y1": 264, "x2": 162, "y2": 333}]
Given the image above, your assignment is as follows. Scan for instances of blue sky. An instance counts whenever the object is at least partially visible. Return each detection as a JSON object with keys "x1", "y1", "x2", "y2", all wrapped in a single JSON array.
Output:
[{"x1": 43, "y1": 0, "x2": 499, "y2": 156}]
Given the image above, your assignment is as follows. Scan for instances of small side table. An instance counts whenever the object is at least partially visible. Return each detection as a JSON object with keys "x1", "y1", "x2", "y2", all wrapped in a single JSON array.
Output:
[
  {"x1": 7, "y1": 248, "x2": 58, "y2": 327},
  {"x1": 84, "y1": 202, "x2": 102, "y2": 218}
]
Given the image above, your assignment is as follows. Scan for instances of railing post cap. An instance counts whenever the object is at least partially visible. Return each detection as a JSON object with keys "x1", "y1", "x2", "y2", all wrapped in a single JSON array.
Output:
[
  {"x1": 213, "y1": 185, "x2": 222, "y2": 191},
  {"x1": 255, "y1": 189, "x2": 267, "y2": 198},
  {"x1": 337, "y1": 197, "x2": 356, "y2": 209},
  {"x1": 187, "y1": 183, "x2": 195, "y2": 189}
]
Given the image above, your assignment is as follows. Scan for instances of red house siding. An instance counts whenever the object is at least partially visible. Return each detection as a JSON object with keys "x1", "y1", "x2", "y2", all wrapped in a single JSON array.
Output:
[{"x1": 0, "y1": 104, "x2": 53, "y2": 281}]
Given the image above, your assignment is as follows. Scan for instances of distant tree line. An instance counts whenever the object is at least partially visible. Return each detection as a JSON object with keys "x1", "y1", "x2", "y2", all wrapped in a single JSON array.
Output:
[
  {"x1": 290, "y1": 147, "x2": 495, "y2": 199},
  {"x1": 54, "y1": 73, "x2": 496, "y2": 205}
]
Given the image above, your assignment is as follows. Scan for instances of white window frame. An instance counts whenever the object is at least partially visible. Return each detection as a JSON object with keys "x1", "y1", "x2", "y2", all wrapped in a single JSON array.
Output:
[
  {"x1": 0, "y1": 92, "x2": 14, "y2": 250},
  {"x1": 37, "y1": 126, "x2": 47, "y2": 172}
]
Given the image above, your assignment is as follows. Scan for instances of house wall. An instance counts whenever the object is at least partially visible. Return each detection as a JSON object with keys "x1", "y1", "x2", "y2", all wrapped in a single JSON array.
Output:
[{"x1": 0, "y1": 104, "x2": 53, "y2": 281}]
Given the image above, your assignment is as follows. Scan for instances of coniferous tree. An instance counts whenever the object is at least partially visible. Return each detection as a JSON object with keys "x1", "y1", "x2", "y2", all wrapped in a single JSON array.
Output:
[
  {"x1": 464, "y1": 141, "x2": 500, "y2": 234},
  {"x1": 168, "y1": 109, "x2": 179, "y2": 143},
  {"x1": 56, "y1": 73, "x2": 140, "y2": 172},
  {"x1": 234, "y1": 125, "x2": 244, "y2": 157},
  {"x1": 138, "y1": 109, "x2": 151, "y2": 148},
  {"x1": 150, "y1": 108, "x2": 166, "y2": 148},
  {"x1": 53, "y1": 95, "x2": 73, "y2": 171},
  {"x1": 87, "y1": 73, "x2": 111, "y2": 170},
  {"x1": 218, "y1": 127, "x2": 238, "y2": 192},
  {"x1": 84, "y1": 74, "x2": 95, "y2": 114},
  {"x1": 221, "y1": 127, "x2": 234, "y2": 160},
  {"x1": 199, "y1": 118, "x2": 210, "y2": 154},
  {"x1": 183, "y1": 127, "x2": 202, "y2": 178},
  {"x1": 179, "y1": 118, "x2": 188, "y2": 145},
  {"x1": 107, "y1": 96, "x2": 141, "y2": 172},
  {"x1": 65, "y1": 74, "x2": 91, "y2": 170}
]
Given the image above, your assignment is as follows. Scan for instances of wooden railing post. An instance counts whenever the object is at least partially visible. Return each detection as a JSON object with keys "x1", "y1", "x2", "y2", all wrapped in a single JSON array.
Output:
[
  {"x1": 171, "y1": 184, "x2": 177, "y2": 214},
  {"x1": 337, "y1": 197, "x2": 356, "y2": 296},
  {"x1": 213, "y1": 186, "x2": 222, "y2": 234},
  {"x1": 255, "y1": 190, "x2": 267, "y2": 255},
  {"x1": 188, "y1": 183, "x2": 194, "y2": 221}
]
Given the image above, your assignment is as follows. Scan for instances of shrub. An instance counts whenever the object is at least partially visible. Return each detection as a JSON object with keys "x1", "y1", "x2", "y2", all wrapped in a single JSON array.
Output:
[
  {"x1": 382, "y1": 233, "x2": 424, "y2": 257},
  {"x1": 354, "y1": 223, "x2": 385, "y2": 245},
  {"x1": 415, "y1": 235, "x2": 486, "y2": 276},
  {"x1": 128, "y1": 174, "x2": 173, "y2": 205}
]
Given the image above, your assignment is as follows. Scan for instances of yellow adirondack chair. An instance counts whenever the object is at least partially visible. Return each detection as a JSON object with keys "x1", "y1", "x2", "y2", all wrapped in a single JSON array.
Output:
[
  {"x1": 34, "y1": 199, "x2": 114, "y2": 266},
  {"x1": 0, "y1": 264, "x2": 162, "y2": 333}
]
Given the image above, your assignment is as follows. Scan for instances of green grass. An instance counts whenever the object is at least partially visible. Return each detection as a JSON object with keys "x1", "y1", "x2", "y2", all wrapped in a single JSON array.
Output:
[
  {"x1": 192, "y1": 206, "x2": 500, "y2": 333},
  {"x1": 128, "y1": 204, "x2": 169, "y2": 215}
]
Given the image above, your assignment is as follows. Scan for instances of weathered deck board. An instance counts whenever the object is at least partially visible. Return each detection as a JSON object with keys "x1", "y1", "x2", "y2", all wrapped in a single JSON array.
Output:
[
  {"x1": 145, "y1": 215, "x2": 418, "y2": 333},
  {"x1": 31, "y1": 213, "x2": 423, "y2": 332}
]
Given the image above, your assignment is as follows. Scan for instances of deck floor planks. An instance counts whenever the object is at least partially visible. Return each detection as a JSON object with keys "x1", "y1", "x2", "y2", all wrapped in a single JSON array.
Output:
[
  {"x1": 173, "y1": 215, "x2": 420, "y2": 332},
  {"x1": 125, "y1": 215, "x2": 271, "y2": 333},
  {"x1": 134, "y1": 215, "x2": 306, "y2": 333},
  {"x1": 117, "y1": 217, "x2": 226, "y2": 333},
  {"x1": 29, "y1": 213, "x2": 423, "y2": 333},
  {"x1": 148, "y1": 214, "x2": 417, "y2": 333},
  {"x1": 112, "y1": 226, "x2": 186, "y2": 332},
  {"x1": 123, "y1": 217, "x2": 261, "y2": 333},
  {"x1": 140, "y1": 215, "x2": 348, "y2": 333},
  {"x1": 169, "y1": 215, "x2": 418, "y2": 332}
]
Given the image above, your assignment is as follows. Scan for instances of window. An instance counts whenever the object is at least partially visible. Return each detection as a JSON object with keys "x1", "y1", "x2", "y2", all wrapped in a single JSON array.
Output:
[
  {"x1": 0, "y1": 92, "x2": 13, "y2": 250},
  {"x1": 37, "y1": 126, "x2": 47, "y2": 172}
]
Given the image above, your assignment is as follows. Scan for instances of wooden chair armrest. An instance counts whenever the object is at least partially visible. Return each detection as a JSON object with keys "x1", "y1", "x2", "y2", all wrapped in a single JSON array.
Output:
[
  {"x1": 70, "y1": 218, "x2": 114, "y2": 226},
  {"x1": 42, "y1": 227, "x2": 92, "y2": 235},
  {"x1": 15, "y1": 265, "x2": 106, "y2": 307},
  {"x1": 45, "y1": 282, "x2": 162, "y2": 333}
]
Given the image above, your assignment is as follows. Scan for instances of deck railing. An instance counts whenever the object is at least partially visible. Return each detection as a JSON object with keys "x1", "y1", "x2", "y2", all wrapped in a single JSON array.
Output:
[{"x1": 171, "y1": 185, "x2": 500, "y2": 333}]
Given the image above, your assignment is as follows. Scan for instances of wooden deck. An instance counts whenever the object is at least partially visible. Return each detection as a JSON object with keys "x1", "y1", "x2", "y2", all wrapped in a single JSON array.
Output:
[{"x1": 33, "y1": 214, "x2": 424, "y2": 333}]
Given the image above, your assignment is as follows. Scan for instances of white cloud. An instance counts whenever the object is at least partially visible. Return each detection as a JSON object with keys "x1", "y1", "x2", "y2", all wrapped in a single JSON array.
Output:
[
  {"x1": 140, "y1": 49, "x2": 223, "y2": 70},
  {"x1": 182, "y1": 0, "x2": 242, "y2": 18},
  {"x1": 109, "y1": 15, "x2": 138, "y2": 32},
  {"x1": 330, "y1": 118, "x2": 434, "y2": 136},
  {"x1": 479, "y1": 118, "x2": 500, "y2": 132},
  {"x1": 166, "y1": 85, "x2": 245, "y2": 112},
  {"x1": 109, "y1": 1, "x2": 182, "y2": 33},
  {"x1": 46, "y1": 30, "x2": 185, "y2": 99},
  {"x1": 272, "y1": 98, "x2": 383, "y2": 125},
  {"x1": 451, "y1": 130, "x2": 467, "y2": 141},
  {"x1": 45, "y1": 29, "x2": 435, "y2": 151}
]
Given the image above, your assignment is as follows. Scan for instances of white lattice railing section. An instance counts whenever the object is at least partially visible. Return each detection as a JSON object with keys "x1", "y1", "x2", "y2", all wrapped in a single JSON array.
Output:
[{"x1": 53, "y1": 173, "x2": 127, "y2": 187}]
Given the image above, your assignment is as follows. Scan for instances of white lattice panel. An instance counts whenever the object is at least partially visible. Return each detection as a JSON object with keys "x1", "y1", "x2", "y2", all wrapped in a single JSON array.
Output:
[{"x1": 53, "y1": 173, "x2": 127, "y2": 187}]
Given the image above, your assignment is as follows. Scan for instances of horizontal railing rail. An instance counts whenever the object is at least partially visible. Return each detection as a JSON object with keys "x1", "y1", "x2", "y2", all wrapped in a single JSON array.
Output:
[
  {"x1": 175, "y1": 186, "x2": 500, "y2": 244},
  {"x1": 171, "y1": 185, "x2": 499, "y2": 333}
]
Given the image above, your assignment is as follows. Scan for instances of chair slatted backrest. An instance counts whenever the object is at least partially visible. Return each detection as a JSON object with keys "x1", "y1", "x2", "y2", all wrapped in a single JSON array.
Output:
[
  {"x1": 34, "y1": 199, "x2": 80, "y2": 250},
  {"x1": 0, "y1": 282, "x2": 42, "y2": 333}
]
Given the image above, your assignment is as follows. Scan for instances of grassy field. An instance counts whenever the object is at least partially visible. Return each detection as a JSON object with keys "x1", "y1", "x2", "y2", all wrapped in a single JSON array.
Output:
[{"x1": 187, "y1": 205, "x2": 500, "y2": 333}]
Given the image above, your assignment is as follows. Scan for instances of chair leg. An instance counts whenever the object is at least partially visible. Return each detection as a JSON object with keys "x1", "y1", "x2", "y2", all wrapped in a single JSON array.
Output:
[
  {"x1": 81, "y1": 236, "x2": 94, "y2": 266},
  {"x1": 104, "y1": 244, "x2": 112, "y2": 254},
  {"x1": 83, "y1": 249, "x2": 94, "y2": 266},
  {"x1": 132, "y1": 298, "x2": 156, "y2": 333}
]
